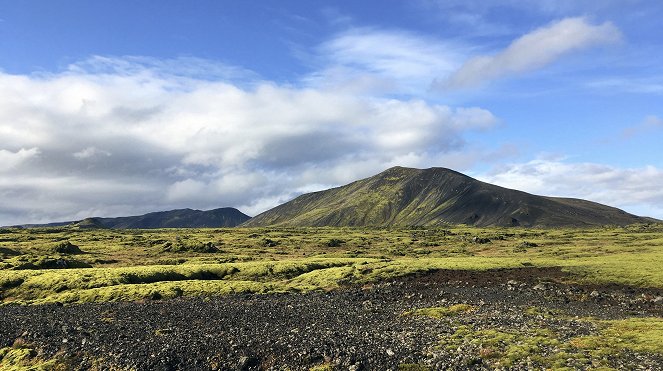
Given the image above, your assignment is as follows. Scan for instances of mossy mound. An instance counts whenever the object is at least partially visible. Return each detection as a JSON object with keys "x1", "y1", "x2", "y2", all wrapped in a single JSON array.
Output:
[
  {"x1": 0, "y1": 247, "x2": 20, "y2": 257},
  {"x1": 50, "y1": 241, "x2": 83, "y2": 254},
  {"x1": 162, "y1": 241, "x2": 219, "y2": 253},
  {"x1": 3, "y1": 255, "x2": 92, "y2": 270}
]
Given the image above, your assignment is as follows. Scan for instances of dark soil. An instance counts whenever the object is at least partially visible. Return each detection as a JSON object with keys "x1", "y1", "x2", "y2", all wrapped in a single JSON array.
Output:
[{"x1": 1, "y1": 267, "x2": 662, "y2": 370}]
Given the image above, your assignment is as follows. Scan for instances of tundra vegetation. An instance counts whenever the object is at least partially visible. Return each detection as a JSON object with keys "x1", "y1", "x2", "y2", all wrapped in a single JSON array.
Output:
[{"x1": 1, "y1": 224, "x2": 662, "y2": 369}]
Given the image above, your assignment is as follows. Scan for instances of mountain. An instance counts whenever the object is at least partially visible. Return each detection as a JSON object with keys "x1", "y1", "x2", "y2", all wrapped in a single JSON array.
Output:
[
  {"x1": 75, "y1": 208, "x2": 250, "y2": 229},
  {"x1": 16, "y1": 208, "x2": 251, "y2": 229},
  {"x1": 13, "y1": 221, "x2": 75, "y2": 228},
  {"x1": 242, "y1": 166, "x2": 651, "y2": 228}
]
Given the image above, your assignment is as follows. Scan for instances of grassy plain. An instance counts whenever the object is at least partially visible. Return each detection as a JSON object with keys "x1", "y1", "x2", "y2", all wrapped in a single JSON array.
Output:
[
  {"x1": 1, "y1": 224, "x2": 663, "y2": 369},
  {"x1": 1, "y1": 224, "x2": 663, "y2": 304}
]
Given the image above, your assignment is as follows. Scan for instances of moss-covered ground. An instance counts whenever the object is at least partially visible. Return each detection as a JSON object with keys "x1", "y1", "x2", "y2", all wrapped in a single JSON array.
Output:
[
  {"x1": 2, "y1": 224, "x2": 663, "y2": 305},
  {"x1": 429, "y1": 315, "x2": 663, "y2": 369},
  {"x1": 1, "y1": 224, "x2": 662, "y2": 369}
]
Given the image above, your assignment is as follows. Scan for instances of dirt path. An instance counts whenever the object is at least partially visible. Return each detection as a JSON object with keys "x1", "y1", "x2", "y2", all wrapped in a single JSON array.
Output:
[{"x1": 1, "y1": 268, "x2": 662, "y2": 370}]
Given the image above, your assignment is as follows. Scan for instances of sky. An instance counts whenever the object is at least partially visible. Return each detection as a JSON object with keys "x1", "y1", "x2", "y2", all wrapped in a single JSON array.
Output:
[{"x1": 1, "y1": 0, "x2": 662, "y2": 225}]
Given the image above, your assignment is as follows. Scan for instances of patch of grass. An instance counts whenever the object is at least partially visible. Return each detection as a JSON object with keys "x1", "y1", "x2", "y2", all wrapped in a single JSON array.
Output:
[
  {"x1": 439, "y1": 317, "x2": 663, "y2": 369},
  {"x1": 441, "y1": 325, "x2": 591, "y2": 369},
  {"x1": 404, "y1": 304, "x2": 475, "y2": 318},
  {"x1": 562, "y1": 250, "x2": 663, "y2": 288},
  {"x1": 309, "y1": 363, "x2": 333, "y2": 371},
  {"x1": 34, "y1": 279, "x2": 275, "y2": 305},
  {"x1": 0, "y1": 345, "x2": 63, "y2": 370},
  {"x1": 162, "y1": 240, "x2": 219, "y2": 253},
  {"x1": 2, "y1": 224, "x2": 663, "y2": 304},
  {"x1": 571, "y1": 317, "x2": 663, "y2": 354},
  {"x1": 0, "y1": 259, "x2": 365, "y2": 304}
]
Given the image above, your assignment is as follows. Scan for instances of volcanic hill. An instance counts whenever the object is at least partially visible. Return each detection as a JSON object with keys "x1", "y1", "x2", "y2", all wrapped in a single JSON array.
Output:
[
  {"x1": 71, "y1": 207, "x2": 250, "y2": 229},
  {"x1": 242, "y1": 166, "x2": 648, "y2": 228}
]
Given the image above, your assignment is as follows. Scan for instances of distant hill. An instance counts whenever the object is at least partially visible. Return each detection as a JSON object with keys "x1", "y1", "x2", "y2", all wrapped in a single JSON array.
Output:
[
  {"x1": 16, "y1": 208, "x2": 251, "y2": 229},
  {"x1": 242, "y1": 166, "x2": 651, "y2": 228}
]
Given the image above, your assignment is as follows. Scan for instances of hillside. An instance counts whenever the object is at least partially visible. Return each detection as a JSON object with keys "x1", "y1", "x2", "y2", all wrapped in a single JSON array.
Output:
[
  {"x1": 41, "y1": 208, "x2": 250, "y2": 229},
  {"x1": 242, "y1": 166, "x2": 649, "y2": 227}
]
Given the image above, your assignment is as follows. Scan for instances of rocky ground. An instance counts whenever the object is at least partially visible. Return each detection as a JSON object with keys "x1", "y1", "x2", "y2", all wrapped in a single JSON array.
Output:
[{"x1": 1, "y1": 267, "x2": 662, "y2": 370}]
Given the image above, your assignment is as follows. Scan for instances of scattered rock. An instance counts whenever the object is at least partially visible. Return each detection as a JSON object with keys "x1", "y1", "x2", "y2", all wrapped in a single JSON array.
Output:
[
  {"x1": 236, "y1": 355, "x2": 259, "y2": 371},
  {"x1": 1, "y1": 267, "x2": 661, "y2": 370},
  {"x1": 533, "y1": 283, "x2": 546, "y2": 291}
]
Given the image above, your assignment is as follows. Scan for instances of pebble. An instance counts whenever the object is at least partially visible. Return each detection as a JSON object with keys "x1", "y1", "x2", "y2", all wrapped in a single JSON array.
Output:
[{"x1": 1, "y1": 268, "x2": 661, "y2": 370}]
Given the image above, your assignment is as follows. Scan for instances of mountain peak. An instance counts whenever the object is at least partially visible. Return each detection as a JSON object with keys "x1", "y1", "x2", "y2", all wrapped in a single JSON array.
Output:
[
  {"x1": 379, "y1": 166, "x2": 468, "y2": 178},
  {"x1": 243, "y1": 166, "x2": 648, "y2": 228}
]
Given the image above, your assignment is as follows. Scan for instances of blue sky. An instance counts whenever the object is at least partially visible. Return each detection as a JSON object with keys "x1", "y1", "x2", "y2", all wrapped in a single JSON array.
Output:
[{"x1": 1, "y1": 0, "x2": 662, "y2": 224}]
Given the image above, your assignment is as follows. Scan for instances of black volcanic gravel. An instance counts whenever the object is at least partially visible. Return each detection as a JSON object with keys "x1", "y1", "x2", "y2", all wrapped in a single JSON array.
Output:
[{"x1": 1, "y1": 268, "x2": 662, "y2": 370}]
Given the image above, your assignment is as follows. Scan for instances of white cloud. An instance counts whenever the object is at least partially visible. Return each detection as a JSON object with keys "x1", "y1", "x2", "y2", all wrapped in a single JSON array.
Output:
[
  {"x1": 440, "y1": 17, "x2": 622, "y2": 89},
  {"x1": 165, "y1": 179, "x2": 208, "y2": 203},
  {"x1": 586, "y1": 77, "x2": 663, "y2": 94},
  {"x1": 0, "y1": 57, "x2": 498, "y2": 225},
  {"x1": 0, "y1": 147, "x2": 40, "y2": 172},
  {"x1": 307, "y1": 28, "x2": 464, "y2": 93},
  {"x1": 67, "y1": 55, "x2": 258, "y2": 83},
  {"x1": 480, "y1": 159, "x2": 663, "y2": 219},
  {"x1": 73, "y1": 146, "x2": 111, "y2": 160}
]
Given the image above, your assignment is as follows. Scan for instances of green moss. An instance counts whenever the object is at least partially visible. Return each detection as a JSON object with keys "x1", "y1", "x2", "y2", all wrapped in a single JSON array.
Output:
[
  {"x1": 309, "y1": 363, "x2": 333, "y2": 371},
  {"x1": 404, "y1": 304, "x2": 475, "y2": 318},
  {"x1": 3, "y1": 225, "x2": 663, "y2": 305},
  {"x1": 438, "y1": 318, "x2": 663, "y2": 369},
  {"x1": 0, "y1": 346, "x2": 62, "y2": 370},
  {"x1": 440, "y1": 325, "x2": 589, "y2": 368},
  {"x1": 571, "y1": 317, "x2": 663, "y2": 354}
]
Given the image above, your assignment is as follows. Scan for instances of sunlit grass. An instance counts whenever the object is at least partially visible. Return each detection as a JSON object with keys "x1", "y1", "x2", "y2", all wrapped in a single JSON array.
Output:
[{"x1": 1, "y1": 224, "x2": 663, "y2": 304}]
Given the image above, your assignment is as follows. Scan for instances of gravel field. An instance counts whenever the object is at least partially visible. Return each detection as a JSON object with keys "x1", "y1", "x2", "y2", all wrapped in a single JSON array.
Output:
[{"x1": 1, "y1": 268, "x2": 662, "y2": 370}]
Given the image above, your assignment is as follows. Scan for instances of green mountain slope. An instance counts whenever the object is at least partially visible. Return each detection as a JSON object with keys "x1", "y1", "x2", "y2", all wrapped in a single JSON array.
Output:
[
  {"x1": 67, "y1": 208, "x2": 250, "y2": 229},
  {"x1": 242, "y1": 166, "x2": 649, "y2": 227}
]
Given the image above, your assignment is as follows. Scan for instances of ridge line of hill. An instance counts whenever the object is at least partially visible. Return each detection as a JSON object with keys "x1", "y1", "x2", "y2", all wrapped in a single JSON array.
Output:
[{"x1": 241, "y1": 166, "x2": 652, "y2": 228}]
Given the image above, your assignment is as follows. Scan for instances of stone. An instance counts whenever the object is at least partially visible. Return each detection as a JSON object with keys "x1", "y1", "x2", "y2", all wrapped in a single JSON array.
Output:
[
  {"x1": 237, "y1": 356, "x2": 259, "y2": 371},
  {"x1": 533, "y1": 283, "x2": 546, "y2": 290}
]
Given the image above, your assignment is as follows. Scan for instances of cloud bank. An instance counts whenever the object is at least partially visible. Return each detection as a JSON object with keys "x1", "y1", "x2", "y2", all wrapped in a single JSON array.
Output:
[
  {"x1": 480, "y1": 159, "x2": 663, "y2": 219},
  {"x1": 440, "y1": 17, "x2": 622, "y2": 89},
  {"x1": 0, "y1": 57, "x2": 497, "y2": 225}
]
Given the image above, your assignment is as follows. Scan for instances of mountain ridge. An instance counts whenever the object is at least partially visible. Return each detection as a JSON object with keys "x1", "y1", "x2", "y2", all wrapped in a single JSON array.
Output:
[
  {"x1": 11, "y1": 207, "x2": 250, "y2": 229},
  {"x1": 242, "y1": 166, "x2": 651, "y2": 227}
]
